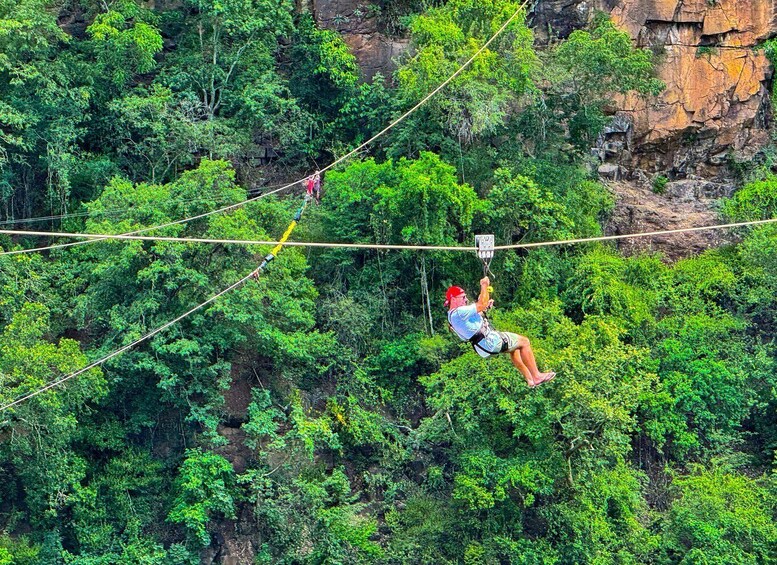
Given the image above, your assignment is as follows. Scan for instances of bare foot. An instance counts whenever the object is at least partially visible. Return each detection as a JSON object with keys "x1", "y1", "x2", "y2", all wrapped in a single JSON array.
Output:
[{"x1": 529, "y1": 372, "x2": 556, "y2": 388}]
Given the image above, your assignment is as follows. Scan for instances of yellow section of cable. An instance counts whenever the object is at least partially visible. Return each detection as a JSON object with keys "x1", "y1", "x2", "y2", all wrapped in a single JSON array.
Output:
[{"x1": 270, "y1": 220, "x2": 297, "y2": 256}]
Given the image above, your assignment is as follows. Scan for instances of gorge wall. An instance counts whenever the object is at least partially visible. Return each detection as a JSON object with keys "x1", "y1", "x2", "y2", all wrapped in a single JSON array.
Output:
[
  {"x1": 536, "y1": 0, "x2": 776, "y2": 180},
  {"x1": 542, "y1": 0, "x2": 777, "y2": 258}
]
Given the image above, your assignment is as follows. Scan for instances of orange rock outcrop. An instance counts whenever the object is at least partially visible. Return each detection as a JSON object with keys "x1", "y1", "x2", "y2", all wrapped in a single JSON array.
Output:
[{"x1": 611, "y1": 0, "x2": 775, "y2": 173}]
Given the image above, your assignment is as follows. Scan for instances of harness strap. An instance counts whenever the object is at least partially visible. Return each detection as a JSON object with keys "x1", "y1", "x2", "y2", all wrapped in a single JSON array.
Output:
[{"x1": 449, "y1": 310, "x2": 502, "y2": 355}]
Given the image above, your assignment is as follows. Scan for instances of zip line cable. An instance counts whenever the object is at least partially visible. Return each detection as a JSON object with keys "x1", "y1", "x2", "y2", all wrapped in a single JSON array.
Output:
[
  {"x1": 1, "y1": 217, "x2": 776, "y2": 253},
  {"x1": 0, "y1": 198, "x2": 312, "y2": 414},
  {"x1": 0, "y1": 0, "x2": 530, "y2": 258},
  {"x1": 490, "y1": 220, "x2": 777, "y2": 250},
  {"x1": 0, "y1": 272, "x2": 254, "y2": 413},
  {"x1": 0, "y1": 189, "x2": 282, "y2": 227},
  {"x1": 0, "y1": 183, "x2": 288, "y2": 257},
  {"x1": 0, "y1": 228, "x2": 473, "y2": 251},
  {"x1": 0, "y1": 211, "x2": 100, "y2": 226},
  {"x1": 0, "y1": 201, "x2": 214, "y2": 228},
  {"x1": 4, "y1": 214, "x2": 772, "y2": 412}
]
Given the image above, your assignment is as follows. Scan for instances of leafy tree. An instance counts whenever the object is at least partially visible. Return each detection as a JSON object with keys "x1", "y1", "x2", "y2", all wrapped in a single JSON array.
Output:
[
  {"x1": 421, "y1": 306, "x2": 657, "y2": 490},
  {"x1": 0, "y1": 535, "x2": 38, "y2": 565},
  {"x1": 288, "y1": 15, "x2": 360, "y2": 112},
  {"x1": 723, "y1": 174, "x2": 777, "y2": 221},
  {"x1": 0, "y1": 303, "x2": 105, "y2": 528},
  {"x1": 554, "y1": 17, "x2": 664, "y2": 100},
  {"x1": 392, "y1": 0, "x2": 536, "y2": 151},
  {"x1": 543, "y1": 465, "x2": 659, "y2": 563},
  {"x1": 85, "y1": 0, "x2": 163, "y2": 90},
  {"x1": 332, "y1": 74, "x2": 393, "y2": 151},
  {"x1": 60, "y1": 450, "x2": 168, "y2": 562},
  {"x1": 0, "y1": 0, "x2": 92, "y2": 217},
  {"x1": 58, "y1": 160, "x2": 333, "y2": 445},
  {"x1": 562, "y1": 247, "x2": 660, "y2": 328},
  {"x1": 246, "y1": 467, "x2": 382, "y2": 563},
  {"x1": 161, "y1": 0, "x2": 293, "y2": 122},
  {"x1": 725, "y1": 226, "x2": 777, "y2": 460},
  {"x1": 168, "y1": 448, "x2": 236, "y2": 546},
  {"x1": 314, "y1": 152, "x2": 482, "y2": 336},
  {"x1": 482, "y1": 168, "x2": 573, "y2": 243},
  {"x1": 383, "y1": 495, "x2": 464, "y2": 564},
  {"x1": 521, "y1": 15, "x2": 664, "y2": 152},
  {"x1": 106, "y1": 86, "x2": 203, "y2": 183},
  {"x1": 662, "y1": 468, "x2": 777, "y2": 564},
  {"x1": 644, "y1": 313, "x2": 756, "y2": 458},
  {"x1": 132, "y1": 0, "x2": 300, "y2": 170},
  {"x1": 0, "y1": 250, "x2": 65, "y2": 326}
]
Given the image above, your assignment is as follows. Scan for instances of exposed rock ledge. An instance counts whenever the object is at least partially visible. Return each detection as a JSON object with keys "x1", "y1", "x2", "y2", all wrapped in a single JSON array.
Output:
[
  {"x1": 605, "y1": 177, "x2": 735, "y2": 260},
  {"x1": 532, "y1": 0, "x2": 777, "y2": 178},
  {"x1": 308, "y1": 0, "x2": 409, "y2": 80}
]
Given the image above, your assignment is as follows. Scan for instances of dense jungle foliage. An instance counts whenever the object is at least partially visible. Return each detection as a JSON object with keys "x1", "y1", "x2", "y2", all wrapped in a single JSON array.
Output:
[{"x1": 1, "y1": 0, "x2": 776, "y2": 563}]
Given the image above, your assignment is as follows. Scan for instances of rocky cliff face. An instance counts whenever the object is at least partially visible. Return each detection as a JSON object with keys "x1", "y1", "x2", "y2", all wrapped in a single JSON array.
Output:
[
  {"x1": 306, "y1": 0, "x2": 409, "y2": 80},
  {"x1": 534, "y1": 0, "x2": 776, "y2": 179},
  {"x1": 615, "y1": 0, "x2": 773, "y2": 179},
  {"x1": 534, "y1": 0, "x2": 777, "y2": 258}
]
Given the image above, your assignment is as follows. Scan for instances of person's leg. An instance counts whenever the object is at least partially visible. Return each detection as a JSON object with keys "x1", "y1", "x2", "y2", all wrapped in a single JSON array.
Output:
[
  {"x1": 502, "y1": 333, "x2": 555, "y2": 387},
  {"x1": 509, "y1": 350, "x2": 535, "y2": 385},
  {"x1": 499, "y1": 332, "x2": 534, "y2": 385},
  {"x1": 516, "y1": 335, "x2": 542, "y2": 381},
  {"x1": 517, "y1": 335, "x2": 556, "y2": 386}
]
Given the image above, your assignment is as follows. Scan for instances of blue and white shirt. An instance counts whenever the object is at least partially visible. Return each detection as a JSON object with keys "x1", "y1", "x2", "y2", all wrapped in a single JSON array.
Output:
[{"x1": 447, "y1": 303, "x2": 502, "y2": 358}]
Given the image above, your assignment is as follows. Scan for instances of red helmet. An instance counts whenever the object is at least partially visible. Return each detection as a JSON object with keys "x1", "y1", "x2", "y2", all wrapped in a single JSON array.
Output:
[{"x1": 444, "y1": 285, "x2": 465, "y2": 306}]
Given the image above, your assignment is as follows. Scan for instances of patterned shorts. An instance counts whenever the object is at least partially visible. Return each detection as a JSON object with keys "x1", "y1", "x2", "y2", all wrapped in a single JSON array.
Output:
[{"x1": 497, "y1": 331, "x2": 520, "y2": 354}]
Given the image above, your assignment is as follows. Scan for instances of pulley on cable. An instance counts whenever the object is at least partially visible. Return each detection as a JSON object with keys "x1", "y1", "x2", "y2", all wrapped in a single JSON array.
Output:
[{"x1": 475, "y1": 234, "x2": 495, "y2": 294}]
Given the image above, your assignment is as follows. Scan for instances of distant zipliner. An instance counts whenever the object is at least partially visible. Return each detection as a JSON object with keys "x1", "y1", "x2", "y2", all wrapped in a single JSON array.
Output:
[{"x1": 306, "y1": 172, "x2": 322, "y2": 203}]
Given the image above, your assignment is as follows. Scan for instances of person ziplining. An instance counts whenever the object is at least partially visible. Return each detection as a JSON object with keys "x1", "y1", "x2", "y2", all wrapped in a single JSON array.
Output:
[
  {"x1": 445, "y1": 277, "x2": 556, "y2": 388},
  {"x1": 306, "y1": 172, "x2": 322, "y2": 203}
]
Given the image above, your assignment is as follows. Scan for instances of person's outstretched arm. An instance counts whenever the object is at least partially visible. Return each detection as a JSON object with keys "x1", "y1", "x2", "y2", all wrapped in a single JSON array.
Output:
[{"x1": 475, "y1": 277, "x2": 494, "y2": 313}]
